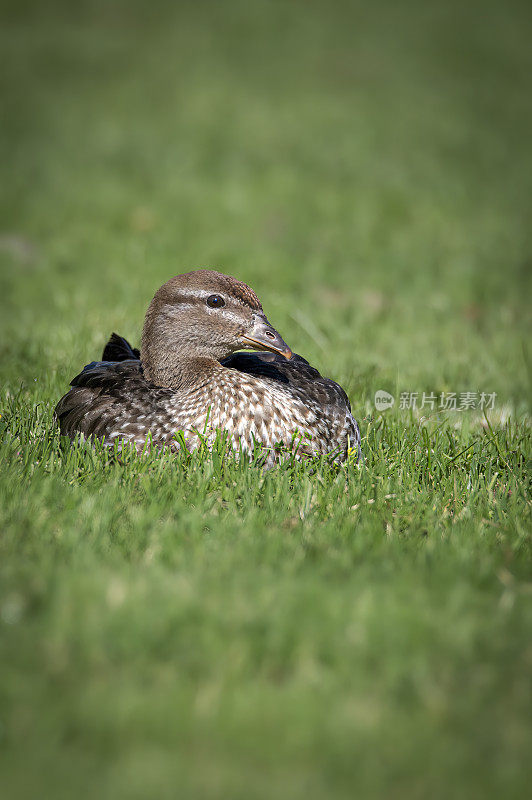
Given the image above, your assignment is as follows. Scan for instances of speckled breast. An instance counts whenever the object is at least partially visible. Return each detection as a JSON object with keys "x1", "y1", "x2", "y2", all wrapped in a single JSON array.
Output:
[
  {"x1": 155, "y1": 371, "x2": 357, "y2": 461},
  {"x1": 103, "y1": 371, "x2": 353, "y2": 461}
]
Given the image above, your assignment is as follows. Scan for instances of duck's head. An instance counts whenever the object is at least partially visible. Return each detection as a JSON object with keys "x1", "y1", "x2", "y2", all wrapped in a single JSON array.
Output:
[{"x1": 141, "y1": 270, "x2": 292, "y2": 386}]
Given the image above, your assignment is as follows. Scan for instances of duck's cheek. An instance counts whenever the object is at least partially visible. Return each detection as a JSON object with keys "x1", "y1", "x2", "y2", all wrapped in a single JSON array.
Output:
[{"x1": 235, "y1": 325, "x2": 249, "y2": 343}]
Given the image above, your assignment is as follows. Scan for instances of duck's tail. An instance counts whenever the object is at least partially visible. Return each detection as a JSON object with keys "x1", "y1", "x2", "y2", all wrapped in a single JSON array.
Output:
[{"x1": 102, "y1": 332, "x2": 140, "y2": 362}]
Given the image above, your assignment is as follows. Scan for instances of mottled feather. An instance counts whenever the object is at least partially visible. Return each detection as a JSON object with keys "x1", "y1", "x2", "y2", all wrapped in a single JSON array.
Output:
[{"x1": 55, "y1": 342, "x2": 360, "y2": 464}]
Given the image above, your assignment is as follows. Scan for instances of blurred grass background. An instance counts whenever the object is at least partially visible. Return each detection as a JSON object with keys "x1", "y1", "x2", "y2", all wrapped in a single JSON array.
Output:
[{"x1": 0, "y1": 1, "x2": 531, "y2": 798}]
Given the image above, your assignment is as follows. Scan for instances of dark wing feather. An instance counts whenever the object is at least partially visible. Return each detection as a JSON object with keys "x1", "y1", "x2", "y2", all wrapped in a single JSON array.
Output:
[
  {"x1": 101, "y1": 333, "x2": 140, "y2": 362},
  {"x1": 56, "y1": 333, "x2": 144, "y2": 439}
]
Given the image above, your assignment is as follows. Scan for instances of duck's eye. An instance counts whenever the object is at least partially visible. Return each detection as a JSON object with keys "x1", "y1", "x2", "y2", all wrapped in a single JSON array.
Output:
[{"x1": 206, "y1": 294, "x2": 225, "y2": 308}]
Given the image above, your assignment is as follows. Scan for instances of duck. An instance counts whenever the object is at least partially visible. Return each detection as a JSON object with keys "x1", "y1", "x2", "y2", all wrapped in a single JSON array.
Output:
[{"x1": 55, "y1": 270, "x2": 360, "y2": 465}]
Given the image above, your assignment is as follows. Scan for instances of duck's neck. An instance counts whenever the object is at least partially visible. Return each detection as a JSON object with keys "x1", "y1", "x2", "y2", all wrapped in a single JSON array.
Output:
[{"x1": 141, "y1": 352, "x2": 222, "y2": 390}]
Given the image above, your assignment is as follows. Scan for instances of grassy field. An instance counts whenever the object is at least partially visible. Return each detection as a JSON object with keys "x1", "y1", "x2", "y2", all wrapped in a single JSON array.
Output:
[{"x1": 1, "y1": 1, "x2": 531, "y2": 797}]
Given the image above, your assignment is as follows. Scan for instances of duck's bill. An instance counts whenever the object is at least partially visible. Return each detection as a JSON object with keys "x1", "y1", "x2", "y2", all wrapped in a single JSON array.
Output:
[{"x1": 241, "y1": 316, "x2": 293, "y2": 360}]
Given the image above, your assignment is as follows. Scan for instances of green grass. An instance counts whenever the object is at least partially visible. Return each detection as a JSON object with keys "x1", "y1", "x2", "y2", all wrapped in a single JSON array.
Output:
[{"x1": 1, "y1": 1, "x2": 531, "y2": 798}]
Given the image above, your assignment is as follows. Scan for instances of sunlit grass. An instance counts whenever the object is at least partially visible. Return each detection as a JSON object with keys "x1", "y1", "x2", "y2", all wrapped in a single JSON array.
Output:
[{"x1": 1, "y1": 1, "x2": 531, "y2": 798}]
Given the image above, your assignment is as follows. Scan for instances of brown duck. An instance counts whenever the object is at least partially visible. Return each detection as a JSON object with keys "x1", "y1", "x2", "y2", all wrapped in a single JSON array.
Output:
[{"x1": 55, "y1": 270, "x2": 360, "y2": 464}]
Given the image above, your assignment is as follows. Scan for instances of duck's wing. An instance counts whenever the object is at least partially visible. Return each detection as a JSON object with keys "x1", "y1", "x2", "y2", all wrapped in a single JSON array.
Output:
[
  {"x1": 222, "y1": 351, "x2": 352, "y2": 409},
  {"x1": 54, "y1": 357, "x2": 172, "y2": 445}
]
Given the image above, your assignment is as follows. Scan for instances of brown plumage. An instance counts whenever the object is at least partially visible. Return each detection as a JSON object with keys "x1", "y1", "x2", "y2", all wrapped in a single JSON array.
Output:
[{"x1": 55, "y1": 270, "x2": 360, "y2": 465}]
